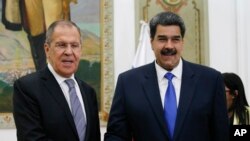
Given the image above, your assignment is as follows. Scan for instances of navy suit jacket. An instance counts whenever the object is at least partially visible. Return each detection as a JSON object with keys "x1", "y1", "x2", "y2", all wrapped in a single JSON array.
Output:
[
  {"x1": 13, "y1": 67, "x2": 100, "y2": 141},
  {"x1": 105, "y1": 60, "x2": 229, "y2": 141}
]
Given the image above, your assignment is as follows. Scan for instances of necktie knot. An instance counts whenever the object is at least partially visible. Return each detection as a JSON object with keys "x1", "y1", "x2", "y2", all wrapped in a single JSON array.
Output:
[
  {"x1": 165, "y1": 72, "x2": 174, "y2": 81},
  {"x1": 65, "y1": 79, "x2": 75, "y2": 89}
]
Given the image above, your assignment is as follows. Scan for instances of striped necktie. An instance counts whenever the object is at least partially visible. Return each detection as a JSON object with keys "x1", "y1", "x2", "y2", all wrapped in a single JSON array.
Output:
[{"x1": 65, "y1": 79, "x2": 86, "y2": 141}]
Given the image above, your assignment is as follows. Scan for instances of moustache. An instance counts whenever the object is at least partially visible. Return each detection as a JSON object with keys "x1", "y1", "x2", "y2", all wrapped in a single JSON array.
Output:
[{"x1": 161, "y1": 48, "x2": 177, "y2": 55}]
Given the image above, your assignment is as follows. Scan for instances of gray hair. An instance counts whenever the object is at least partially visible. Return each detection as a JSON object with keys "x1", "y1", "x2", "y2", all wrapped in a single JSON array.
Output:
[{"x1": 45, "y1": 20, "x2": 82, "y2": 44}]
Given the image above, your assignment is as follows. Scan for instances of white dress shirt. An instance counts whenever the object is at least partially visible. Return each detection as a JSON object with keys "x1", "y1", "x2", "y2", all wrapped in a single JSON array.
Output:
[
  {"x1": 155, "y1": 59, "x2": 183, "y2": 108},
  {"x1": 48, "y1": 63, "x2": 87, "y2": 120}
]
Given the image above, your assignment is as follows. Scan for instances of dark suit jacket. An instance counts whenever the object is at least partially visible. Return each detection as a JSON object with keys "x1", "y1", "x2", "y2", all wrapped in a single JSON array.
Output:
[
  {"x1": 13, "y1": 67, "x2": 100, "y2": 141},
  {"x1": 105, "y1": 60, "x2": 229, "y2": 141}
]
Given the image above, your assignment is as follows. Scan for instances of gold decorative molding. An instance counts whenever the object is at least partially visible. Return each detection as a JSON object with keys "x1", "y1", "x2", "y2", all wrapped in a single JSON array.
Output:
[
  {"x1": 99, "y1": 0, "x2": 114, "y2": 126},
  {"x1": 143, "y1": 0, "x2": 151, "y2": 22},
  {"x1": 156, "y1": 0, "x2": 188, "y2": 12}
]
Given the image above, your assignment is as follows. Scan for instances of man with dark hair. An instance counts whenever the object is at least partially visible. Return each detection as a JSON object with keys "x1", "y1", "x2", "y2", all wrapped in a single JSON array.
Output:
[{"x1": 105, "y1": 12, "x2": 229, "y2": 141}]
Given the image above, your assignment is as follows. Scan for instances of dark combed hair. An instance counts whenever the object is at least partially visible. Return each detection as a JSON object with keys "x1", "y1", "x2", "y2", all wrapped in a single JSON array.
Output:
[
  {"x1": 222, "y1": 72, "x2": 249, "y2": 125},
  {"x1": 149, "y1": 11, "x2": 186, "y2": 39}
]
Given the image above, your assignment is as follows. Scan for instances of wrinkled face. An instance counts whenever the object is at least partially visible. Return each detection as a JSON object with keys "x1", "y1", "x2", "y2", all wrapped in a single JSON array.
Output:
[
  {"x1": 225, "y1": 87, "x2": 234, "y2": 111},
  {"x1": 44, "y1": 25, "x2": 82, "y2": 78},
  {"x1": 151, "y1": 25, "x2": 184, "y2": 70}
]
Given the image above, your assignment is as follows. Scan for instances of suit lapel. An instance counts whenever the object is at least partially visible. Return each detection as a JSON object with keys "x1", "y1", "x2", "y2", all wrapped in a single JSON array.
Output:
[
  {"x1": 40, "y1": 68, "x2": 78, "y2": 137},
  {"x1": 173, "y1": 60, "x2": 199, "y2": 140},
  {"x1": 142, "y1": 63, "x2": 169, "y2": 139}
]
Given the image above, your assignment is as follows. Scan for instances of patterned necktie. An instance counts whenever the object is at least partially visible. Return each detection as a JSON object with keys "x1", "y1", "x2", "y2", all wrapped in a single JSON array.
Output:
[
  {"x1": 65, "y1": 79, "x2": 86, "y2": 141},
  {"x1": 164, "y1": 72, "x2": 177, "y2": 141}
]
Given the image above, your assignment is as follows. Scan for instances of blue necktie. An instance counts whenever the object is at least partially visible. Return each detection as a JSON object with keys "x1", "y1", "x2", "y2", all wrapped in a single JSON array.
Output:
[
  {"x1": 164, "y1": 72, "x2": 177, "y2": 140},
  {"x1": 65, "y1": 79, "x2": 86, "y2": 141}
]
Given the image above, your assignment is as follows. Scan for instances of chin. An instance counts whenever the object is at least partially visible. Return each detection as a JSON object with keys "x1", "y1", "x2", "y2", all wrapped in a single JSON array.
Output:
[
  {"x1": 60, "y1": 70, "x2": 75, "y2": 77},
  {"x1": 164, "y1": 62, "x2": 174, "y2": 68}
]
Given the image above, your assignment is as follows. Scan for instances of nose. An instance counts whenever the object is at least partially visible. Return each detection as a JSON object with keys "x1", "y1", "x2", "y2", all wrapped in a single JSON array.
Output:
[
  {"x1": 64, "y1": 45, "x2": 74, "y2": 54},
  {"x1": 164, "y1": 39, "x2": 174, "y2": 49}
]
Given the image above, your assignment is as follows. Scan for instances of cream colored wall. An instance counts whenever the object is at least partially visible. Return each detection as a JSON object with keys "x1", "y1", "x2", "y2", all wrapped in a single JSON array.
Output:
[
  {"x1": 1, "y1": 0, "x2": 250, "y2": 140},
  {"x1": 208, "y1": 0, "x2": 250, "y2": 102}
]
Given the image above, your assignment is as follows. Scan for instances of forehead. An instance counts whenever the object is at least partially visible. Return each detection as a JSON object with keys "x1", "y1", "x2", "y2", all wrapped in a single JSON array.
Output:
[
  {"x1": 51, "y1": 25, "x2": 81, "y2": 41},
  {"x1": 155, "y1": 25, "x2": 181, "y2": 36},
  {"x1": 53, "y1": 24, "x2": 78, "y2": 33}
]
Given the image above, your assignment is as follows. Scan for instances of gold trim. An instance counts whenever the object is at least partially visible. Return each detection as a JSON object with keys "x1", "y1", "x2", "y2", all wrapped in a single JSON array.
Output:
[
  {"x1": 192, "y1": 0, "x2": 201, "y2": 64},
  {"x1": 99, "y1": 0, "x2": 114, "y2": 126},
  {"x1": 143, "y1": 0, "x2": 151, "y2": 22}
]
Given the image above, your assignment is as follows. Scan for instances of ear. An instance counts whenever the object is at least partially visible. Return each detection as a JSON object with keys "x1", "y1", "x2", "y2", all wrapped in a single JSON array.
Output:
[
  {"x1": 150, "y1": 38, "x2": 154, "y2": 50},
  {"x1": 44, "y1": 43, "x2": 50, "y2": 58},
  {"x1": 182, "y1": 38, "x2": 184, "y2": 44},
  {"x1": 44, "y1": 43, "x2": 49, "y2": 51}
]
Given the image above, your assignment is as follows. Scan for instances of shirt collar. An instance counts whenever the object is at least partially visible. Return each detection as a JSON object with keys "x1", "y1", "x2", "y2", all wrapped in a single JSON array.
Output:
[
  {"x1": 48, "y1": 63, "x2": 75, "y2": 85},
  {"x1": 155, "y1": 58, "x2": 183, "y2": 81}
]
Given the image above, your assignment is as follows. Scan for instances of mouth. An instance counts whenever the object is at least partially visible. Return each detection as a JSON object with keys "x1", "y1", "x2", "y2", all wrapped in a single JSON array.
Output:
[
  {"x1": 160, "y1": 48, "x2": 177, "y2": 56},
  {"x1": 62, "y1": 59, "x2": 74, "y2": 65}
]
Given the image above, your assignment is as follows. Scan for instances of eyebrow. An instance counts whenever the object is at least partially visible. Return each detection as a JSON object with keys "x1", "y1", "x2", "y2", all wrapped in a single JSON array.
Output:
[
  {"x1": 157, "y1": 35, "x2": 182, "y2": 39},
  {"x1": 55, "y1": 41, "x2": 80, "y2": 44}
]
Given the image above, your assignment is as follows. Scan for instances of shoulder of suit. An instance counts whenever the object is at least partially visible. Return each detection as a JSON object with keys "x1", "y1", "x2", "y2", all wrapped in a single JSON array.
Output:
[
  {"x1": 120, "y1": 63, "x2": 154, "y2": 76},
  {"x1": 16, "y1": 71, "x2": 39, "y2": 82},
  {"x1": 183, "y1": 60, "x2": 221, "y2": 74}
]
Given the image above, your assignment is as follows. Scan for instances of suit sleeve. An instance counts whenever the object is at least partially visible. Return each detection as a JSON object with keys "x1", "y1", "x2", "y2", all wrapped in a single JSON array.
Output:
[
  {"x1": 211, "y1": 73, "x2": 229, "y2": 141},
  {"x1": 104, "y1": 74, "x2": 132, "y2": 141},
  {"x1": 13, "y1": 79, "x2": 54, "y2": 141}
]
